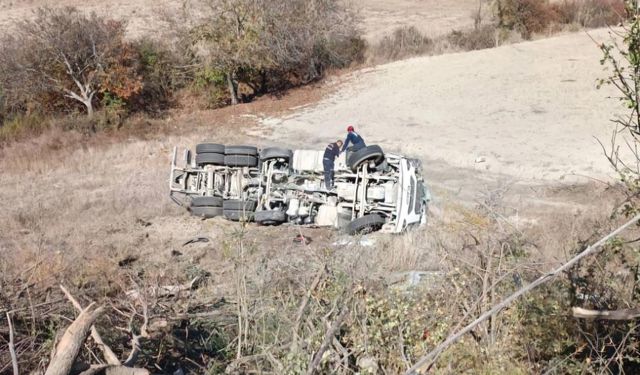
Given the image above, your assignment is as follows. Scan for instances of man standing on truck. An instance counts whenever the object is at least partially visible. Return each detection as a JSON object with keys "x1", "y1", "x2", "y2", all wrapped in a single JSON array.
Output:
[
  {"x1": 323, "y1": 140, "x2": 343, "y2": 190},
  {"x1": 342, "y1": 125, "x2": 366, "y2": 153}
]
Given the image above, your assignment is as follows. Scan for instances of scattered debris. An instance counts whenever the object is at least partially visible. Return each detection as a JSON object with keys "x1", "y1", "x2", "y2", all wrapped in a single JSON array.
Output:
[
  {"x1": 171, "y1": 249, "x2": 183, "y2": 257},
  {"x1": 182, "y1": 236, "x2": 211, "y2": 246},
  {"x1": 118, "y1": 256, "x2": 139, "y2": 268},
  {"x1": 387, "y1": 270, "x2": 445, "y2": 291},
  {"x1": 293, "y1": 234, "x2": 312, "y2": 245},
  {"x1": 135, "y1": 218, "x2": 152, "y2": 227},
  {"x1": 125, "y1": 276, "x2": 202, "y2": 300},
  {"x1": 332, "y1": 237, "x2": 376, "y2": 247}
]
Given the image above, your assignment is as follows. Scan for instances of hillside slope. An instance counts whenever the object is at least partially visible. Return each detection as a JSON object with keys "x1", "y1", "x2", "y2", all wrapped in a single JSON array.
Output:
[{"x1": 262, "y1": 29, "x2": 622, "y2": 182}]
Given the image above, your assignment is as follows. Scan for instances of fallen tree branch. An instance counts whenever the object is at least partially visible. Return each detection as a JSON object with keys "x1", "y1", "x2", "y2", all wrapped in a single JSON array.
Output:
[
  {"x1": 6, "y1": 312, "x2": 18, "y2": 375},
  {"x1": 406, "y1": 213, "x2": 640, "y2": 375},
  {"x1": 306, "y1": 305, "x2": 350, "y2": 375},
  {"x1": 293, "y1": 265, "x2": 327, "y2": 344},
  {"x1": 573, "y1": 307, "x2": 640, "y2": 320},
  {"x1": 125, "y1": 276, "x2": 201, "y2": 300},
  {"x1": 78, "y1": 365, "x2": 150, "y2": 375},
  {"x1": 45, "y1": 303, "x2": 105, "y2": 375},
  {"x1": 122, "y1": 299, "x2": 149, "y2": 367},
  {"x1": 60, "y1": 285, "x2": 121, "y2": 366}
]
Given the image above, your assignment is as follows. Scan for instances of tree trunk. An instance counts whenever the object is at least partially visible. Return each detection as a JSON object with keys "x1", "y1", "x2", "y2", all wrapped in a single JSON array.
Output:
[
  {"x1": 227, "y1": 72, "x2": 239, "y2": 105},
  {"x1": 85, "y1": 100, "x2": 94, "y2": 117}
]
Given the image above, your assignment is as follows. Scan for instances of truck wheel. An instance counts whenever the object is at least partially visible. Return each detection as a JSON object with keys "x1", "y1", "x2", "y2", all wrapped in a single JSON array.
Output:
[
  {"x1": 225, "y1": 155, "x2": 258, "y2": 167},
  {"x1": 255, "y1": 210, "x2": 287, "y2": 225},
  {"x1": 260, "y1": 147, "x2": 293, "y2": 162},
  {"x1": 347, "y1": 145, "x2": 385, "y2": 172},
  {"x1": 348, "y1": 214, "x2": 386, "y2": 235},
  {"x1": 190, "y1": 206, "x2": 223, "y2": 218},
  {"x1": 196, "y1": 153, "x2": 225, "y2": 166},
  {"x1": 191, "y1": 196, "x2": 223, "y2": 207},
  {"x1": 223, "y1": 210, "x2": 255, "y2": 222},
  {"x1": 223, "y1": 199, "x2": 257, "y2": 211},
  {"x1": 196, "y1": 143, "x2": 225, "y2": 154},
  {"x1": 225, "y1": 145, "x2": 258, "y2": 156}
]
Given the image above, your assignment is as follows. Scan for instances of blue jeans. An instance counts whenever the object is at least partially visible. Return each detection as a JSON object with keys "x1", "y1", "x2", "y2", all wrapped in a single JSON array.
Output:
[{"x1": 323, "y1": 159, "x2": 334, "y2": 189}]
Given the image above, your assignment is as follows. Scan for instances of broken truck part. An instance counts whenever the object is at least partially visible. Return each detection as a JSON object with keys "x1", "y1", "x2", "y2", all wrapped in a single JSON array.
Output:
[{"x1": 169, "y1": 143, "x2": 431, "y2": 234}]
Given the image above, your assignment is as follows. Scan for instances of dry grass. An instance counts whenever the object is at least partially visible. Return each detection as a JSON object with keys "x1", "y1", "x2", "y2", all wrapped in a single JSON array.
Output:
[{"x1": 0, "y1": 74, "x2": 630, "y2": 372}]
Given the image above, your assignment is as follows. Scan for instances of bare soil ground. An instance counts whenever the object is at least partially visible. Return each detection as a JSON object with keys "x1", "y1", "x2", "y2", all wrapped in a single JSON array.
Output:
[
  {"x1": 0, "y1": 0, "x2": 478, "y2": 41},
  {"x1": 261, "y1": 28, "x2": 621, "y2": 184}
]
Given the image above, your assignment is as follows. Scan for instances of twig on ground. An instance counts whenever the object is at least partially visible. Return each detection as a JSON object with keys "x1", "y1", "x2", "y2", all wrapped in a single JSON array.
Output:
[
  {"x1": 7, "y1": 312, "x2": 19, "y2": 375},
  {"x1": 573, "y1": 307, "x2": 640, "y2": 320},
  {"x1": 306, "y1": 305, "x2": 350, "y2": 375},
  {"x1": 125, "y1": 276, "x2": 201, "y2": 300},
  {"x1": 293, "y1": 264, "x2": 327, "y2": 344},
  {"x1": 122, "y1": 299, "x2": 149, "y2": 367}
]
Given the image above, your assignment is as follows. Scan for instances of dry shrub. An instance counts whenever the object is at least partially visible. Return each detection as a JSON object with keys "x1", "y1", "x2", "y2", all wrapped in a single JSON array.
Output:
[
  {"x1": 495, "y1": 0, "x2": 560, "y2": 39},
  {"x1": 495, "y1": 0, "x2": 626, "y2": 39},
  {"x1": 370, "y1": 26, "x2": 433, "y2": 63},
  {"x1": 447, "y1": 24, "x2": 498, "y2": 51},
  {"x1": 552, "y1": 0, "x2": 626, "y2": 28}
]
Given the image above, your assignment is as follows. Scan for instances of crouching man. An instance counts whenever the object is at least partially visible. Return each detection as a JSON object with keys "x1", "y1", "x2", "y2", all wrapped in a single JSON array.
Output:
[{"x1": 323, "y1": 140, "x2": 343, "y2": 190}]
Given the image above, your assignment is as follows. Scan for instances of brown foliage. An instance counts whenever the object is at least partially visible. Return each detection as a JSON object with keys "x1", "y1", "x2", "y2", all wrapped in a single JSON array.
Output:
[
  {"x1": 0, "y1": 8, "x2": 143, "y2": 117},
  {"x1": 551, "y1": 0, "x2": 626, "y2": 28},
  {"x1": 495, "y1": 0, "x2": 559, "y2": 39}
]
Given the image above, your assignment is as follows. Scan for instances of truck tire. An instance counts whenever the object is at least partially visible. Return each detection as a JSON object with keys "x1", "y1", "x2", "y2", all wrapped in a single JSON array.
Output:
[
  {"x1": 196, "y1": 143, "x2": 225, "y2": 154},
  {"x1": 223, "y1": 199, "x2": 257, "y2": 211},
  {"x1": 224, "y1": 209, "x2": 254, "y2": 222},
  {"x1": 260, "y1": 147, "x2": 293, "y2": 162},
  {"x1": 255, "y1": 210, "x2": 287, "y2": 225},
  {"x1": 191, "y1": 196, "x2": 223, "y2": 207},
  {"x1": 225, "y1": 145, "x2": 258, "y2": 156},
  {"x1": 348, "y1": 214, "x2": 386, "y2": 235},
  {"x1": 225, "y1": 155, "x2": 258, "y2": 167},
  {"x1": 347, "y1": 145, "x2": 385, "y2": 172},
  {"x1": 196, "y1": 152, "x2": 225, "y2": 166},
  {"x1": 190, "y1": 206, "x2": 223, "y2": 218}
]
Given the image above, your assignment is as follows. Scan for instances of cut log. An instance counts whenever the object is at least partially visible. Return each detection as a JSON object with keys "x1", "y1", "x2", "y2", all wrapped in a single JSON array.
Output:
[
  {"x1": 44, "y1": 303, "x2": 105, "y2": 375},
  {"x1": 60, "y1": 285, "x2": 121, "y2": 365}
]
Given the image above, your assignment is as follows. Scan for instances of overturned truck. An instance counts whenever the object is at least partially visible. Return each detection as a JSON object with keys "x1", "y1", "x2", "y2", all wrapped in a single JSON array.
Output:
[{"x1": 169, "y1": 143, "x2": 430, "y2": 234}]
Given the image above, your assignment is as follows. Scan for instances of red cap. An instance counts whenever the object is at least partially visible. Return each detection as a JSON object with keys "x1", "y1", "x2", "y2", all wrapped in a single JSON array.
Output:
[{"x1": 347, "y1": 125, "x2": 355, "y2": 132}]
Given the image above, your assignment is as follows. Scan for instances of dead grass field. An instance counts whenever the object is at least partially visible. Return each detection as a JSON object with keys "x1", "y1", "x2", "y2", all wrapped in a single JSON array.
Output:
[
  {"x1": 0, "y1": 0, "x2": 479, "y2": 41},
  {"x1": 0, "y1": 1, "x2": 633, "y2": 371}
]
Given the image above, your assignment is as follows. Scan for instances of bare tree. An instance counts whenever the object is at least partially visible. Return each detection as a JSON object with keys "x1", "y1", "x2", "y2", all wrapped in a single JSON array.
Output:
[
  {"x1": 0, "y1": 7, "x2": 141, "y2": 116},
  {"x1": 179, "y1": 0, "x2": 362, "y2": 104}
]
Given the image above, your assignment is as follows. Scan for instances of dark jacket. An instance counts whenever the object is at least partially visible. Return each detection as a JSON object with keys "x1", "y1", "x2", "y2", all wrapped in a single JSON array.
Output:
[
  {"x1": 342, "y1": 131, "x2": 365, "y2": 152},
  {"x1": 323, "y1": 142, "x2": 341, "y2": 164}
]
